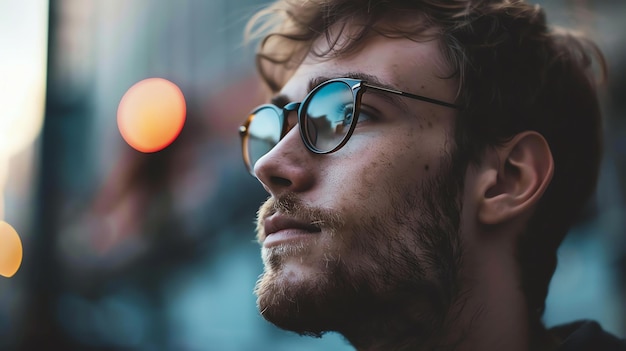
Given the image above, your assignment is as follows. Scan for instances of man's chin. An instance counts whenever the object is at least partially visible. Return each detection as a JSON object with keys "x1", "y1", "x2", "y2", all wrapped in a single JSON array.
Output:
[
  {"x1": 257, "y1": 301, "x2": 329, "y2": 337},
  {"x1": 255, "y1": 273, "x2": 334, "y2": 336}
]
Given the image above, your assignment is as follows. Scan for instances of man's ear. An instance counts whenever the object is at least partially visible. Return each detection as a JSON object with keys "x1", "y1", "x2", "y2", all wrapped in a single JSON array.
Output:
[{"x1": 476, "y1": 131, "x2": 554, "y2": 226}]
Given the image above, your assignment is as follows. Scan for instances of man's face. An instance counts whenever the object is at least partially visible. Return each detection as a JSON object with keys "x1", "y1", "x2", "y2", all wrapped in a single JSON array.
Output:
[{"x1": 252, "y1": 25, "x2": 463, "y2": 336}]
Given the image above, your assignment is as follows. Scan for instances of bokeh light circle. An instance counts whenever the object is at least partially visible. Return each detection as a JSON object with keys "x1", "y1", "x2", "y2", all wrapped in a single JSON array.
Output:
[
  {"x1": 0, "y1": 221, "x2": 23, "y2": 278},
  {"x1": 117, "y1": 78, "x2": 186, "y2": 153}
]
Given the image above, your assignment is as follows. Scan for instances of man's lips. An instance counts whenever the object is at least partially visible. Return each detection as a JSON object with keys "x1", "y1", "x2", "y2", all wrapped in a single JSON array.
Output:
[
  {"x1": 264, "y1": 214, "x2": 321, "y2": 236},
  {"x1": 262, "y1": 214, "x2": 321, "y2": 246}
]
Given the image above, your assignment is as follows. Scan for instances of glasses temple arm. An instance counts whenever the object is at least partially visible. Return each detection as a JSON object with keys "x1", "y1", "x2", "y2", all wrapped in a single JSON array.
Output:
[{"x1": 364, "y1": 84, "x2": 461, "y2": 110}]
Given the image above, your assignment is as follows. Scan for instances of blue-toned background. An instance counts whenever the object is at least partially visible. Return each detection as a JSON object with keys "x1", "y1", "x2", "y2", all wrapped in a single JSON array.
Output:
[{"x1": 0, "y1": 1, "x2": 624, "y2": 350}]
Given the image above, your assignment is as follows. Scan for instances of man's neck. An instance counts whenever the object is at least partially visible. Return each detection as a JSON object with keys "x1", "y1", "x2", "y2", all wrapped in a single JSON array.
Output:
[
  {"x1": 451, "y1": 244, "x2": 531, "y2": 351},
  {"x1": 338, "y1": 247, "x2": 535, "y2": 351}
]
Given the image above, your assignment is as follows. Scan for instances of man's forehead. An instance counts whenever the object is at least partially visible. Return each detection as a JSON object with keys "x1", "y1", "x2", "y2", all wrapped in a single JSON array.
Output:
[
  {"x1": 278, "y1": 34, "x2": 451, "y2": 103},
  {"x1": 258, "y1": 9, "x2": 450, "y2": 97}
]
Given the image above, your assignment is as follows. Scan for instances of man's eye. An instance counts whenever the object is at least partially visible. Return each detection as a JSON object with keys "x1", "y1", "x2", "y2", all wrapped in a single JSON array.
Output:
[
  {"x1": 356, "y1": 106, "x2": 379, "y2": 124},
  {"x1": 337, "y1": 104, "x2": 354, "y2": 126},
  {"x1": 357, "y1": 111, "x2": 372, "y2": 123}
]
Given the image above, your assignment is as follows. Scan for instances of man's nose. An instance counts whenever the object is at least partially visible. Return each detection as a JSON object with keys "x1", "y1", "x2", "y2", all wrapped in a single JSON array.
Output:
[{"x1": 253, "y1": 125, "x2": 315, "y2": 196}]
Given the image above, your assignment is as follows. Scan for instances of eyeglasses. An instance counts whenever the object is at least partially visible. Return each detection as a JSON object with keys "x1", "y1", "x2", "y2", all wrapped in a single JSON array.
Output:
[{"x1": 239, "y1": 78, "x2": 460, "y2": 174}]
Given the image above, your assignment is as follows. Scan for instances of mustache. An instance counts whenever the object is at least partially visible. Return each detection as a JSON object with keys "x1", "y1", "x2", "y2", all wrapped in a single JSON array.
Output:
[{"x1": 256, "y1": 193, "x2": 344, "y2": 241}]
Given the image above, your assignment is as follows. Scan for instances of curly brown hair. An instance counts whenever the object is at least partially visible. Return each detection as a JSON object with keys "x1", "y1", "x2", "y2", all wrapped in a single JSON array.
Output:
[{"x1": 245, "y1": 0, "x2": 607, "y2": 326}]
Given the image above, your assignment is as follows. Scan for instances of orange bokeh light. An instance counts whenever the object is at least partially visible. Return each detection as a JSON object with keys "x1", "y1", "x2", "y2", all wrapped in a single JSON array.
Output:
[
  {"x1": 117, "y1": 78, "x2": 186, "y2": 153},
  {"x1": 0, "y1": 221, "x2": 22, "y2": 278}
]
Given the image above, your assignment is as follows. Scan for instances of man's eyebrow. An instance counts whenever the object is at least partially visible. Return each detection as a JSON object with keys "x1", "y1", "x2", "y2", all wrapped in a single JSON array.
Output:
[
  {"x1": 340, "y1": 72, "x2": 411, "y2": 112},
  {"x1": 308, "y1": 72, "x2": 392, "y2": 91},
  {"x1": 270, "y1": 72, "x2": 411, "y2": 111}
]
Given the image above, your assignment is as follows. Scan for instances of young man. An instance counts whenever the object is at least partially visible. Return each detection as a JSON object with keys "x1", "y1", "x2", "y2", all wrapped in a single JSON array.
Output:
[{"x1": 238, "y1": 0, "x2": 626, "y2": 350}]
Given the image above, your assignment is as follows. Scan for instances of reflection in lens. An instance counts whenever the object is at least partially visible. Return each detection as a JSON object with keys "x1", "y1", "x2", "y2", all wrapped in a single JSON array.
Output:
[
  {"x1": 247, "y1": 108, "x2": 281, "y2": 170},
  {"x1": 305, "y1": 82, "x2": 354, "y2": 152}
]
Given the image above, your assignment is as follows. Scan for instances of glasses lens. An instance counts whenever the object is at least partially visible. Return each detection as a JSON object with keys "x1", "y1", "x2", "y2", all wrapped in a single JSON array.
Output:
[
  {"x1": 246, "y1": 107, "x2": 282, "y2": 171},
  {"x1": 303, "y1": 81, "x2": 355, "y2": 153}
]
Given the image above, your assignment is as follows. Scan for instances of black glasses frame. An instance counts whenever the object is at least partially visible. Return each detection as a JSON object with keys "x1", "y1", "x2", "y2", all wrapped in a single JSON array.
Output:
[{"x1": 239, "y1": 78, "x2": 461, "y2": 174}]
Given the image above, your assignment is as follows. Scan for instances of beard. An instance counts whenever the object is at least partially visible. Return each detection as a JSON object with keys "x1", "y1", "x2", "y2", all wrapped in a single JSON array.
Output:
[{"x1": 254, "y1": 157, "x2": 465, "y2": 347}]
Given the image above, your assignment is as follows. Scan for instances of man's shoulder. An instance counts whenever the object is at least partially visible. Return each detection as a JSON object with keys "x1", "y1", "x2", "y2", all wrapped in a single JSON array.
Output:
[{"x1": 551, "y1": 320, "x2": 626, "y2": 351}]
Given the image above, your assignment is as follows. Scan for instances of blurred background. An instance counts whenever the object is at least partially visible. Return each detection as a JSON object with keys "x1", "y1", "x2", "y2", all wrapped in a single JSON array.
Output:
[{"x1": 0, "y1": 0, "x2": 624, "y2": 350}]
